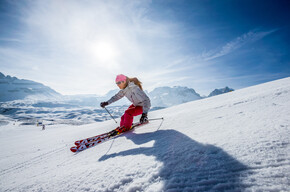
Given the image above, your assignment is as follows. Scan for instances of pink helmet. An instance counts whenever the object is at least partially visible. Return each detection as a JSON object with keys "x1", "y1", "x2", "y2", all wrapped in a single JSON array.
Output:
[{"x1": 115, "y1": 74, "x2": 127, "y2": 82}]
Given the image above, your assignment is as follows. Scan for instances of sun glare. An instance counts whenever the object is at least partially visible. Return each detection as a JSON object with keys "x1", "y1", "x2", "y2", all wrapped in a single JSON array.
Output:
[
  {"x1": 88, "y1": 40, "x2": 120, "y2": 70},
  {"x1": 94, "y1": 41, "x2": 118, "y2": 62}
]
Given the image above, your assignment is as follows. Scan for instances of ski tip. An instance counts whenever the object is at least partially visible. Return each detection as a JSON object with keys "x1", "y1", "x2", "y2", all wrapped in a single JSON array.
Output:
[{"x1": 70, "y1": 146, "x2": 78, "y2": 153}]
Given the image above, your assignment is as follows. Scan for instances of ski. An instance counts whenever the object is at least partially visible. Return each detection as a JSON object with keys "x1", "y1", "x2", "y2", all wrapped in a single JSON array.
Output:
[
  {"x1": 74, "y1": 132, "x2": 109, "y2": 146},
  {"x1": 70, "y1": 122, "x2": 147, "y2": 153},
  {"x1": 73, "y1": 118, "x2": 163, "y2": 146},
  {"x1": 74, "y1": 122, "x2": 144, "y2": 146},
  {"x1": 70, "y1": 135, "x2": 113, "y2": 152}
]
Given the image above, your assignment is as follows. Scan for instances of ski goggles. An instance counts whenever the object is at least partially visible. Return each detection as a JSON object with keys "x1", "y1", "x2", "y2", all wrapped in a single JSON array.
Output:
[{"x1": 116, "y1": 81, "x2": 124, "y2": 85}]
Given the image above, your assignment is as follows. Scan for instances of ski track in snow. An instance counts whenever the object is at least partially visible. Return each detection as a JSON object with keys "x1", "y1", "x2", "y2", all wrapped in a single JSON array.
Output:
[{"x1": 0, "y1": 77, "x2": 290, "y2": 191}]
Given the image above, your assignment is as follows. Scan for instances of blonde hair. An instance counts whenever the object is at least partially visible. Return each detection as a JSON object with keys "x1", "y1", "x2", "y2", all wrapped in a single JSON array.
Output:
[{"x1": 126, "y1": 77, "x2": 143, "y2": 90}]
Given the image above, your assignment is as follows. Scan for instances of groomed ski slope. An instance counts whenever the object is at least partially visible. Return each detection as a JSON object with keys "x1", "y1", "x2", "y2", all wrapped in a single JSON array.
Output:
[{"x1": 1, "y1": 77, "x2": 290, "y2": 192}]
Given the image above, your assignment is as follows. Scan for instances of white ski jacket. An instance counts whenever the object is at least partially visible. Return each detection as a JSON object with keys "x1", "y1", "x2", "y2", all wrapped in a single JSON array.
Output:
[{"x1": 107, "y1": 82, "x2": 151, "y2": 113}]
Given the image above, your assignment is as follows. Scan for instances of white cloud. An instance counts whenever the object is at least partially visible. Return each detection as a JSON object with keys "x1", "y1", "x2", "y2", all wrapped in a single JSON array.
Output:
[
  {"x1": 201, "y1": 29, "x2": 278, "y2": 61},
  {"x1": 2, "y1": 2, "x2": 280, "y2": 97},
  {"x1": 0, "y1": 0, "x2": 184, "y2": 95}
]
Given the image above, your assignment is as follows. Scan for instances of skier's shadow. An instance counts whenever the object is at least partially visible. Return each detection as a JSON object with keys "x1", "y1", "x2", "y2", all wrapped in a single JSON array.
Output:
[{"x1": 99, "y1": 129, "x2": 249, "y2": 191}]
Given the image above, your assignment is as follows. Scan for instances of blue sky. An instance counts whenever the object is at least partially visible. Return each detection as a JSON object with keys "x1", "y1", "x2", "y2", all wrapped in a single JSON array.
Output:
[{"x1": 0, "y1": 0, "x2": 289, "y2": 96}]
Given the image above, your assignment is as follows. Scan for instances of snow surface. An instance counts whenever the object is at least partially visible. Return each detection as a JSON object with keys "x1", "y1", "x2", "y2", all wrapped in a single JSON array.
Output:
[{"x1": 0, "y1": 77, "x2": 290, "y2": 191}]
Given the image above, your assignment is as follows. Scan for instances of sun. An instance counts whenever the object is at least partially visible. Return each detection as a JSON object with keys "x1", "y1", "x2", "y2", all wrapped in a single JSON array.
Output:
[{"x1": 91, "y1": 40, "x2": 119, "y2": 64}]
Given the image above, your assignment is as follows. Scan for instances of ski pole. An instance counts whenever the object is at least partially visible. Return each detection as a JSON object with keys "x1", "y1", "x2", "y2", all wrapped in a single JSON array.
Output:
[
  {"x1": 148, "y1": 117, "x2": 164, "y2": 121},
  {"x1": 149, "y1": 117, "x2": 164, "y2": 131},
  {"x1": 104, "y1": 107, "x2": 118, "y2": 124}
]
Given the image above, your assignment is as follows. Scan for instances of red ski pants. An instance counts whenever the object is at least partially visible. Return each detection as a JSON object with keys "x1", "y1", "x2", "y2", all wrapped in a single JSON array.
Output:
[{"x1": 120, "y1": 104, "x2": 143, "y2": 130}]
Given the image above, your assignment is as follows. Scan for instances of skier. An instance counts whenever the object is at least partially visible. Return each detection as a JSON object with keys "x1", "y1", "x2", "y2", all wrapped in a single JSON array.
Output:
[{"x1": 100, "y1": 74, "x2": 151, "y2": 136}]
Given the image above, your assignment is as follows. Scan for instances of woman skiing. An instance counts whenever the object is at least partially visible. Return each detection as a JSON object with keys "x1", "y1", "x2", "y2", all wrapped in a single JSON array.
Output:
[{"x1": 100, "y1": 74, "x2": 151, "y2": 135}]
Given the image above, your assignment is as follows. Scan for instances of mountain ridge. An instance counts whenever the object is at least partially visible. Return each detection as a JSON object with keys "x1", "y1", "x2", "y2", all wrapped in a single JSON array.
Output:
[
  {"x1": 0, "y1": 72, "x2": 61, "y2": 102},
  {"x1": 0, "y1": 72, "x2": 233, "y2": 107},
  {"x1": 208, "y1": 86, "x2": 234, "y2": 97}
]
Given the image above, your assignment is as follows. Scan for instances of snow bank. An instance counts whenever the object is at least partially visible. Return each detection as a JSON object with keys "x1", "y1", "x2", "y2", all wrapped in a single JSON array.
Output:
[{"x1": 0, "y1": 77, "x2": 290, "y2": 191}]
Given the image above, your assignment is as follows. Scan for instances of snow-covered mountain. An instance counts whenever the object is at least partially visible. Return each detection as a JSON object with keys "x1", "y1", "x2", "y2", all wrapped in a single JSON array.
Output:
[
  {"x1": 63, "y1": 86, "x2": 203, "y2": 108},
  {"x1": 1, "y1": 77, "x2": 289, "y2": 191},
  {"x1": 208, "y1": 86, "x2": 234, "y2": 97},
  {"x1": 0, "y1": 72, "x2": 200, "y2": 107},
  {"x1": 0, "y1": 72, "x2": 61, "y2": 102},
  {"x1": 82, "y1": 86, "x2": 202, "y2": 108},
  {"x1": 0, "y1": 72, "x2": 204, "y2": 108},
  {"x1": 0, "y1": 73, "x2": 205, "y2": 126},
  {"x1": 149, "y1": 86, "x2": 202, "y2": 107}
]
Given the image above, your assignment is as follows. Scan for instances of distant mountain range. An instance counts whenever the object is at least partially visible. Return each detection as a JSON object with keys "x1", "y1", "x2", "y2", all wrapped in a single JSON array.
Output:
[
  {"x1": 0, "y1": 72, "x2": 61, "y2": 102},
  {"x1": 208, "y1": 87, "x2": 234, "y2": 97},
  {"x1": 149, "y1": 86, "x2": 201, "y2": 107},
  {"x1": 0, "y1": 72, "x2": 234, "y2": 107}
]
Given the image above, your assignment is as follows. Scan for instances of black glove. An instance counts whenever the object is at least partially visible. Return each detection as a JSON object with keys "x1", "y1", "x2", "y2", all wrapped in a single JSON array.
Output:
[
  {"x1": 100, "y1": 102, "x2": 109, "y2": 108},
  {"x1": 140, "y1": 113, "x2": 148, "y2": 124}
]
